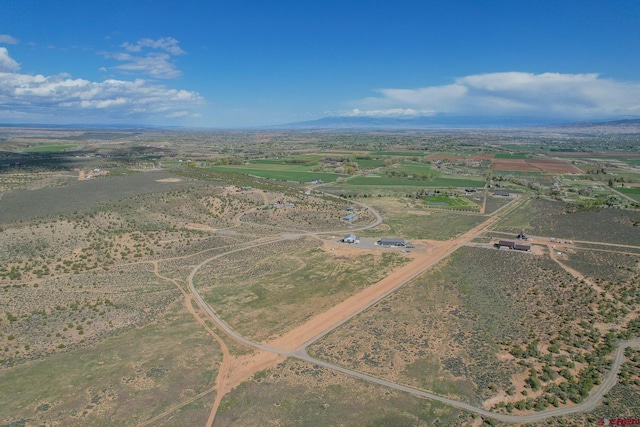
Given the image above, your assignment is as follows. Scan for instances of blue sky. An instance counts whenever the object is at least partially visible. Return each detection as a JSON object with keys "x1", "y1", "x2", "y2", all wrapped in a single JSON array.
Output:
[{"x1": 1, "y1": 0, "x2": 639, "y2": 127}]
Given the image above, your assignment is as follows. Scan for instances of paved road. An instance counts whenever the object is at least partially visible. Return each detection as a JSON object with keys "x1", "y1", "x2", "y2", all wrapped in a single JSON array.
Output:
[{"x1": 185, "y1": 195, "x2": 640, "y2": 424}]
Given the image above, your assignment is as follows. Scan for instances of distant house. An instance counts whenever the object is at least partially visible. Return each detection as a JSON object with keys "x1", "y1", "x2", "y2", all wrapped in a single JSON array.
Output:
[
  {"x1": 343, "y1": 213, "x2": 357, "y2": 222},
  {"x1": 377, "y1": 238, "x2": 406, "y2": 247},
  {"x1": 341, "y1": 234, "x2": 359, "y2": 244},
  {"x1": 345, "y1": 207, "x2": 355, "y2": 212}
]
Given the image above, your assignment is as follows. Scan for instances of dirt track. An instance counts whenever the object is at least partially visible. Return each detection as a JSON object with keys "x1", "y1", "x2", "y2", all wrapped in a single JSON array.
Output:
[
  {"x1": 182, "y1": 196, "x2": 519, "y2": 426},
  {"x1": 142, "y1": 193, "x2": 638, "y2": 426}
]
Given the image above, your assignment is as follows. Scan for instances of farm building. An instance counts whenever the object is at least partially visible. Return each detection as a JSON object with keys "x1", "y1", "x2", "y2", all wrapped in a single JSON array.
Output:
[
  {"x1": 494, "y1": 240, "x2": 531, "y2": 252},
  {"x1": 343, "y1": 213, "x2": 357, "y2": 222},
  {"x1": 377, "y1": 238, "x2": 406, "y2": 247},
  {"x1": 493, "y1": 191, "x2": 510, "y2": 197},
  {"x1": 341, "y1": 234, "x2": 360, "y2": 244},
  {"x1": 496, "y1": 240, "x2": 516, "y2": 250}
]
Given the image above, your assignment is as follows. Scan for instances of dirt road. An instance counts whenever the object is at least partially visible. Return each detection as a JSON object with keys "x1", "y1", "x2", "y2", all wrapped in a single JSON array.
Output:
[
  {"x1": 182, "y1": 196, "x2": 520, "y2": 425},
  {"x1": 149, "y1": 193, "x2": 638, "y2": 426}
]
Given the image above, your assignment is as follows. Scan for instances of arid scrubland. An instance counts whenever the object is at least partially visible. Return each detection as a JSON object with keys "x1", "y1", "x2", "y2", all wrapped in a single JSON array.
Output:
[{"x1": 1, "y1": 127, "x2": 640, "y2": 426}]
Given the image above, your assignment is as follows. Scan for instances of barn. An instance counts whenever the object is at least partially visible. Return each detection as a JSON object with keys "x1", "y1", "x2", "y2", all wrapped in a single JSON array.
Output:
[
  {"x1": 377, "y1": 238, "x2": 406, "y2": 247},
  {"x1": 496, "y1": 240, "x2": 516, "y2": 249}
]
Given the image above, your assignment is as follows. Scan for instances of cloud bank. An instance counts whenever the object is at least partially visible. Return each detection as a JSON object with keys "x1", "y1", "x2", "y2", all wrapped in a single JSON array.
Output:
[
  {"x1": 0, "y1": 47, "x2": 203, "y2": 123},
  {"x1": 105, "y1": 37, "x2": 186, "y2": 79},
  {"x1": 346, "y1": 72, "x2": 640, "y2": 119}
]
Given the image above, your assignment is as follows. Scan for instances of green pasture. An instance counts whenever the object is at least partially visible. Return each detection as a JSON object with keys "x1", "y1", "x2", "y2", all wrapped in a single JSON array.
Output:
[
  {"x1": 389, "y1": 161, "x2": 434, "y2": 175},
  {"x1": 356, "y1": 158, "x2": 386, "y2": 168},
  {"x1": 23, "y1": 143, "x2": 79, "y2": 153},
  {"x1": 252, "y1": 155, "x2": 322, "y2": 165},
  {"x1": 345, "y1": 175, "x2": 484, "y2": 187},
  {"x1": 425, "y1": 195, "x2": 479, "y2": 209},
  {"x1": 618, "y1": 187, "x2": 640, "y2": 202},
  {"x1": 208, "y1": 165, "x2": 347, "y2": 182},
  {"x1": 494, "y1": 153, "x2": 530, "y2": 159}
]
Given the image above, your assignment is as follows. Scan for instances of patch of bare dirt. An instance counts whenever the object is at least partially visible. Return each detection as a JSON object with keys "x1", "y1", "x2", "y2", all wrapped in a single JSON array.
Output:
[
  {"x1": 320, "y1": 241, "x2": 384, "y2": 260},
  {"x1": 186, "y1": 223, "x2": 217, "y2": 232}
]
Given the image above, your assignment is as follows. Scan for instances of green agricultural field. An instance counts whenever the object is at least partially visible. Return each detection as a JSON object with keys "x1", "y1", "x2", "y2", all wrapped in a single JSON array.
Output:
[
  {"x1": 345, "y1": 175, "x2": 484, "y2": 187},
  {"x1": 388, "y1": 161, "x2": 435, "y2": 175},
  {"x1": 23, "y1": 143, "x2": 79, "y2": 153},
  {"x1": 252, "y1": 155, "x2": 322, "y2": 165},
  {"x1": 354, "y1": 158, "x2": 386, "y2": 169},
  {"x1": 619, "y1": 187, "x2": 640, "y2": 202},
  {"x1": 431, "y1": 177, "x2": 486, "y2": 187},
  {"x1": 208, "y1": 165, "x2": 347, "y2": 182},
  {"x1": 425, "y1": 195, "x2": 479, "y2": 210}
]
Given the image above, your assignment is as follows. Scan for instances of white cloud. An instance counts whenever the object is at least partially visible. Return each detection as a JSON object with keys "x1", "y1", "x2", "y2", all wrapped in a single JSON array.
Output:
[
  {"x1": 0, "y1": 47, "x2": 20, "y2": 72},
  {"x1": 105, "y1": 37, "x2": 186, "y2": 79},
  {"x1": 0, "y1": 47, "x2": 204, "y2": 123},
  {"x1": 110, "y1": 52, "x2": 182, "y2": 79},
  {"x1": 0, "y1": 34, "x2": 19, "y2": 45},
  {"x1": 122, "y1": 37, "x2": 185, "y2": 55},
  {"x1": 348, "y1": 72, "x2": 640, "y2": 119}
]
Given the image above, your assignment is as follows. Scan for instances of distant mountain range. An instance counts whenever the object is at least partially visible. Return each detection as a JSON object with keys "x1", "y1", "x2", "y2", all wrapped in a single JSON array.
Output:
[
  {"x1": 271, "y1": 116, "x2": 640, "y2": 130},
  {"x1": 557, "y1": 118, "x2": 640, "y2": 128},
  {"x1": 2, "y1": 117, "x2": 640, "y2": 131}
]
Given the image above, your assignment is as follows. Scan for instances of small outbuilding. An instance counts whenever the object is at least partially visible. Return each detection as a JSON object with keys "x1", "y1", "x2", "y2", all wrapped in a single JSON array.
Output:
[
  {"x1": 341, "y1": 234, "x2": 360, "y2": 244},
  {"x1": 343, "y1": 213, "x2": 357, "y2": 222}
]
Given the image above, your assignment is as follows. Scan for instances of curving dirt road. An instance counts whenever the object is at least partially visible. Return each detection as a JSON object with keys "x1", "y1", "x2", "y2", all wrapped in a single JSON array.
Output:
[{"x1": 150, "y1": 192, "x2": 639, "y2": 426}]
